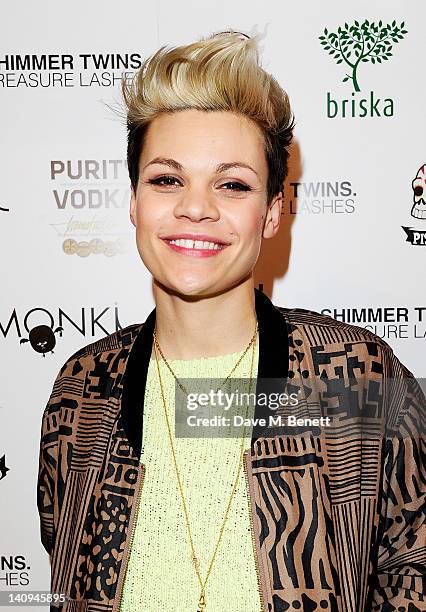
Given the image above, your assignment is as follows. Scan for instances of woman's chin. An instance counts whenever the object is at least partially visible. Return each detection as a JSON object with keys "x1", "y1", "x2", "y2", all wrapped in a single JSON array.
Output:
[{"x1": 156, "y1": 277, "x2": 226, "y2": 299}]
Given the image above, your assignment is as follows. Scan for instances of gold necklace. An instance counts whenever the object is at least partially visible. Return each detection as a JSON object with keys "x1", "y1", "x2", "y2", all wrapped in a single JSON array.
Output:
[
  {"x1": 153, "y1": 322, "x2": 258, "y2": 408},
  {"x1": 152, "y1": 321, "x2": 258, "y2": 612}
]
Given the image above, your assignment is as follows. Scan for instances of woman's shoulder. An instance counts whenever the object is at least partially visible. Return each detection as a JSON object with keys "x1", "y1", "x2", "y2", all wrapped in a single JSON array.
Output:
[
  {"x1": 275, "y1": 303, "x2": 393, "y2": 350},
  {"x1": 53, "y1": 322, "x2": 144, "y2": 383},
  {"x1": 67, "y1": 322, "x2": 143, "y2": 361}
]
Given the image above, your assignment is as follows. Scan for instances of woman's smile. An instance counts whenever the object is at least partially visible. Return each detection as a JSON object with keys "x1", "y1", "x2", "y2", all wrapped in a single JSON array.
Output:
[
  {"x1": 160, "y1": 232, "x2": 231, "y2": 258},
  {"x1": 161, "y1": 237, "x2": 230, "y2": 257}
]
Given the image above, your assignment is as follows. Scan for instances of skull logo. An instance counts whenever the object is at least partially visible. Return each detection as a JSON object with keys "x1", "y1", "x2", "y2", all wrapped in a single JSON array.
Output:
[{"x1": 411, "y1": 164, "x2": 426, "y2": 220}]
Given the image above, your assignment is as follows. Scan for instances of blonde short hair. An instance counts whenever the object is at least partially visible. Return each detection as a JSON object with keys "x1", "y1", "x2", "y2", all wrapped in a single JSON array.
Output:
[{"x1": 122, "y1": 30, "x2": 294, "y2": 203}]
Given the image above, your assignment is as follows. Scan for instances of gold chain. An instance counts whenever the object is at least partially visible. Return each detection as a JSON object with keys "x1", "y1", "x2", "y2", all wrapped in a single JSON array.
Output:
[
  {"x1": 153, "y1": 321, "x2": 258, "y2": 407},
  {"x1": 152, "y1": 320, "x2": 258, "y2": 611}
]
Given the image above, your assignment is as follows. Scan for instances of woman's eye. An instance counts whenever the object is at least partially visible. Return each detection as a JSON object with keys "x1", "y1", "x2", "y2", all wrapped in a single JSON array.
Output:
[
  {"x1": 147, "y1": 177, "x2": 250, "y2": 191},
  {"x1": 148, "y1": 176, "x2": 178, "y2": 187},
  {"x1": 221, "y1": 182, "x2": 251, "y2": 191}
]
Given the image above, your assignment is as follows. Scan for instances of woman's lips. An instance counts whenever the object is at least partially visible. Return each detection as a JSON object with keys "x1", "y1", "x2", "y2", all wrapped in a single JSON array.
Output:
[{"x1": 161, "y1": 238, "x2": 229, "y2": 258}]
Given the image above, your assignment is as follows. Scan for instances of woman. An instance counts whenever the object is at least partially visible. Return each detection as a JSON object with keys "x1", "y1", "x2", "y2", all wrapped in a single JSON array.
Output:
[{"x1": 38, "y1": 31, "x2": 425, "y2": 611}]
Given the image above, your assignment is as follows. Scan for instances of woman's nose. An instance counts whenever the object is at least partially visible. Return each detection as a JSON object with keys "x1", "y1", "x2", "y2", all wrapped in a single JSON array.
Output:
[{"x1": 173, "y1": 187, "x2": 220, "y2": 222}]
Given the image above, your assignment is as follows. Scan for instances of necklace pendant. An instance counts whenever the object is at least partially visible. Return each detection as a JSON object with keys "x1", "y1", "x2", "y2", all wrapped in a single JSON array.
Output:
[{"x1": 197, "y1": 593, "x2": 206, "y2": 611}]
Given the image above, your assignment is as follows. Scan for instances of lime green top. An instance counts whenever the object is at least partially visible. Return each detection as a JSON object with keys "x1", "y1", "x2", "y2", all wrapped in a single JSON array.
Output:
[{"x1": 119, "y1": 338, "x2": 262, "y2": 611}]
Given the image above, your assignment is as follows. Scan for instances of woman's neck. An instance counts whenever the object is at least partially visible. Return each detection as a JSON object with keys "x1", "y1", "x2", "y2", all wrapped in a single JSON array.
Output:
[{"x1": 151, "y1": 280, "x2": 257, "y2": 361}]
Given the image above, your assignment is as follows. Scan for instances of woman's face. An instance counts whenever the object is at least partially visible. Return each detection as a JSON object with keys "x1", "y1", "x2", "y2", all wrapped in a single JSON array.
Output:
[{"x1": 130, "y1": 109, "x2": 282, "y2": 298}]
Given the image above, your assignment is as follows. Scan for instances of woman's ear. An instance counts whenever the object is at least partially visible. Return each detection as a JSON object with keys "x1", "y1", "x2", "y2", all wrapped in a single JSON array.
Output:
[
  {"x1": 130, "y1": 187, "x2": 137, "y2": 227},
  {"x1": 262, "y1": 191, "x2": 283, "y2": 239}
]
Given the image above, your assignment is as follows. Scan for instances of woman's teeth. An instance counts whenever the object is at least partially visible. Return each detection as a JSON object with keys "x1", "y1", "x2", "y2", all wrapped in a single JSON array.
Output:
[{"x1": 167, "y1": 239, "x2": 223, "y2": 250}]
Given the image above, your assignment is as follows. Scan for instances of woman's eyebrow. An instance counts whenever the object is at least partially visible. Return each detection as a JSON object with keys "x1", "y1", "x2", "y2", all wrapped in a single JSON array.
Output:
[
  {"x1": 142, "y1": 157, "x2": 259, "y2": 178},
  {"x1": 216, "y1": 162, "x2": 259, "y2": 178},
  {"x1": 142, "y1": 157, "x2": 183, "y2": 172}
]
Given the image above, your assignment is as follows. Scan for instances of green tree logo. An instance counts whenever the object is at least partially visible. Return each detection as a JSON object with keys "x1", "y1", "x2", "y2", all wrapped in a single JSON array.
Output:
[{"x1": 319, "y1": 20, "x2": 408, "y2": 92}]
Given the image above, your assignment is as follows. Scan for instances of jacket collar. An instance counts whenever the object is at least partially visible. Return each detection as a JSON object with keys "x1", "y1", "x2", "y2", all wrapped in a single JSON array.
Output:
[{"x1": 121, "y1": 287, "x2": 289, "y2": 458}]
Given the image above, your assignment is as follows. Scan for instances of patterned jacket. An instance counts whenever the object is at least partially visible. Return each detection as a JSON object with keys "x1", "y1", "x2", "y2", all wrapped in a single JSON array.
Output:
[{"x1": 37, "y1": 288, "x2": 426, "y2": 611}]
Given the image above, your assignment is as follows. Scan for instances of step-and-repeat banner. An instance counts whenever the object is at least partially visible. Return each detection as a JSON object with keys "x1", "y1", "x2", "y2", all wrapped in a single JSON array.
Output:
[{"x1": 1, "y1": 0, "x2": 424, "y2": 606}]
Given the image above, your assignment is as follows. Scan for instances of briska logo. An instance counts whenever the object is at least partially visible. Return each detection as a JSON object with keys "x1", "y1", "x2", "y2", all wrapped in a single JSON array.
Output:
[
  {"x1": 319, "y1": 19, "x2": 407, "y2": 118},
  {"x1": 402, "y1": 164, "x2": 426, "y2": 246}
]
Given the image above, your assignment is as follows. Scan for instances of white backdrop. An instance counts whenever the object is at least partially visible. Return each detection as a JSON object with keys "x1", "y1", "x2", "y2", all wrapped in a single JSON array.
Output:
[{"x1": 0, "y1": 0, "x2": 424, "y2": 607}]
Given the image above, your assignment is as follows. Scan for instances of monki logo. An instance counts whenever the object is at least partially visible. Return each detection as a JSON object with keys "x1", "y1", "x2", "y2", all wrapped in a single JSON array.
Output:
[{"x1": 319, "y1": 20, "x2": 407, "y2": 118}]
